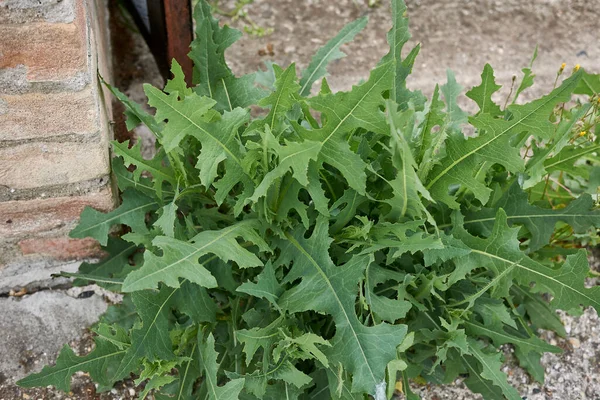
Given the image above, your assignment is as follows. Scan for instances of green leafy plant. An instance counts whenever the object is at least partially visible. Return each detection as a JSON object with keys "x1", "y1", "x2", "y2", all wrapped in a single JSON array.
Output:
[{"x1": 18, "y1": 1, "x2": 600, "y2": 399}]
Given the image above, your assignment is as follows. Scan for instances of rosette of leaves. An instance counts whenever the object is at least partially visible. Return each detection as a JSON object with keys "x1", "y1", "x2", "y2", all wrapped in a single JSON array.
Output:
[{"x1": 18, "y1": 0, "x2": 600, "y2": 399}]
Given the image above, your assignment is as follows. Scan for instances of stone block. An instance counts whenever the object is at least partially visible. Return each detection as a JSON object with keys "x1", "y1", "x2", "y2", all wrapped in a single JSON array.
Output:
[
  {"x1": 0, "y1": 188, "x2": 114, "y2": 239},
  {"x1": 0, "y1": 88, "x2": 98, "y2": 141},
  {"x1": 0, "y1": 139, "x2": 110, "y2": 190}
]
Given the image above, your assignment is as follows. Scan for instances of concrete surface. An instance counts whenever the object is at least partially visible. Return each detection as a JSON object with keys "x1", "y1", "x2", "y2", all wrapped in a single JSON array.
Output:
[
  {"x1": 0, "y1": 290, "x2": 107, "y2": 382},
  {"x1": 0, "y1": 260, "x2": 80, "y2": 294}
]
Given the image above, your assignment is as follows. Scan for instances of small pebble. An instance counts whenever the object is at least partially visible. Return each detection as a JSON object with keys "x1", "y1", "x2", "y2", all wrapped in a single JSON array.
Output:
[
  {"x1": 568, "y1": 337, "x2": 581, "y2": 348},
  {"x1": 128, "y1": 388, "x2": 135, "y2": 396}
]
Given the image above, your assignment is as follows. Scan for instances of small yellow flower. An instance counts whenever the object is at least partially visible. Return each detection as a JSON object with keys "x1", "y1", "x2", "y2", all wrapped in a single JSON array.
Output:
[
  {"x1": 574, "y1": 64, "x2": 581, "y2": 72},
  {"x1": 579, "y1": 131, "x2": 587, "y2": 137},
  {"x1": 560, "y1": 63, "x2": 566, "y2": 72}
]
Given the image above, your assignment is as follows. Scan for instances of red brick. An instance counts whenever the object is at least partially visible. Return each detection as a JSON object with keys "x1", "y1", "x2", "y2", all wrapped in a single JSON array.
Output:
[
  {"x1": 0, "y1": 89, "x2": 98, "y2": 141},
  {"x1": 0, "y1": 1, "x2": 87, "y2": 83},
  {"x1": 0, "y1": 188, "x2": 114, "y2": 238},
  {"x1": 18, "y1": 237, "x2": 105, "y2": 260},
  {"x1": 0, "y1": 140, "x2": 110, "y2": 189}
]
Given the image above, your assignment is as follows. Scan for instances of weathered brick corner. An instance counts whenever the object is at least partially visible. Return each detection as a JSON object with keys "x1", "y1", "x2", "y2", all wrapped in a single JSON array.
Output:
[{"x1": 0, "y1": 0, "x2": 116, "y2": 291}]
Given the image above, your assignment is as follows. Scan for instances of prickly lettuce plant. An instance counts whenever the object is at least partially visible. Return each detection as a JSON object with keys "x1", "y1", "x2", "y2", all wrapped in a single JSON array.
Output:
[{"x1": 19, "y1": 0, "x2": 600, "y2": 399}]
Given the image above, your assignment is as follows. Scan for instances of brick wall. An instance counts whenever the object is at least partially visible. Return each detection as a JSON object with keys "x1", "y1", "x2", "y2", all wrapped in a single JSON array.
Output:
[{"x1": 0, "y1": 0, "x2": 116, "y2": 290}]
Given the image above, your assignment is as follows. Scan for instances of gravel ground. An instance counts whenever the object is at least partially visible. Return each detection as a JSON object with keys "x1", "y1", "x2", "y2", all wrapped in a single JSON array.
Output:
[
  {"x1": 413, "y1": 307, "x2": 600, "y2": 400},
  {"x1": 1, "y1": 0, "x2": 598, "y2": 399},
  {"x1": 413, "y1": 249, "x2": 600, "y2": 400}
]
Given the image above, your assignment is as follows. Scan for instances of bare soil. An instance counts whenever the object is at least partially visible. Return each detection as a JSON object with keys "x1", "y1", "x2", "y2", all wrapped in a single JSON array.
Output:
[{"x1": 223, "y1": 0, "x2": 599, "y2": 107}]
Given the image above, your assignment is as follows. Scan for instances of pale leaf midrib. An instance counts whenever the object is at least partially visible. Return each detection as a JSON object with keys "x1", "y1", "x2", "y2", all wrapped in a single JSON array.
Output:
[
  {"x1": 115, "y1": 171, "x2": 174, "y2": 196},
  {"x1": 468, "y1": 344, "x2": 519, "y2": 399},
  {"x1": 545, "y1": 145, "x2": 600, "y2": 169},
  {"x1": 124, "y1": 224, "x2": 241, "y2": 289},
  {"x1": 268, "y1": 69, "x2": 291, "y2": 130},
  {"x1": 300, "y1": 20, "x2": 365, "y2": 96},
  {"x1": 480, "y1": 69, "x2": 491, "y2": 114},
  {"x1": 464, "y1": 321, "x2": 556, "y2": 352},
  {"x1": 321, "y1": 68, "x2": 389, "y2": 146},
  {"x1": 426, "y1": 82, "x2": 573, "y2": 189},
  {"x1": 285, "y1": 232, "x2": 378, "y2": 385},
  {"x1": 461, "y1": 355, "x2": 499, "y2": 395},
  {"x1": 463, "y1": 212, "x2": 599, "y2": 226},
  {"x1": 113, "y1": 288, "x2": 178, "y2": 379},
  {"x1": 116, "y1": 145, "x2": 174, "y2": 182},
  {"x1": 279, "y1": 142, "x2": 320, "y2": 165},
  {"x1": 75, "y1": 202, "x2": 157, "y2": 235},
  {"x1": 65, "y1": 273, "x2": 124, "y2": 285},
  {"x1": 24, "y1": 350, "x2": 126, "y2": 385},
  {"x1": 176, "y1": 344, "x2": 197, "y2": 400},
  {"x1": 198, "y1": 342, "x2": 218, "y2": 397},
  {"x1": 471, "y1": 249, "x2": 600, "y2": 309},
  {"x1": 221, "y1": 78, "x2": 233, "y2": 111},
  {"x1": 151, "y1": 92, "x2": 243, "y2": 166}
]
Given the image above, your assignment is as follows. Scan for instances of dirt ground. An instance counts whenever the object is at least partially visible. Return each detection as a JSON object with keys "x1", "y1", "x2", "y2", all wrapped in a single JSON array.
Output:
[
  {"x1": 223, "y1": 0, "x2": 599, "y2": 107},
  {"x1": 2, "y1": 0, "x2": 599, "y2": 399}
]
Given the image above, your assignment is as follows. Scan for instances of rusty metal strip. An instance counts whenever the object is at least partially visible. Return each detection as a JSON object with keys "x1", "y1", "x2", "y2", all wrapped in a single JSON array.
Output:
[
  {"x1": 163, "y1": 0, "x2": 194, "y2": 85},
  {"x1": 122, "y1": 0, "x2": 194, "y2": 84}
]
